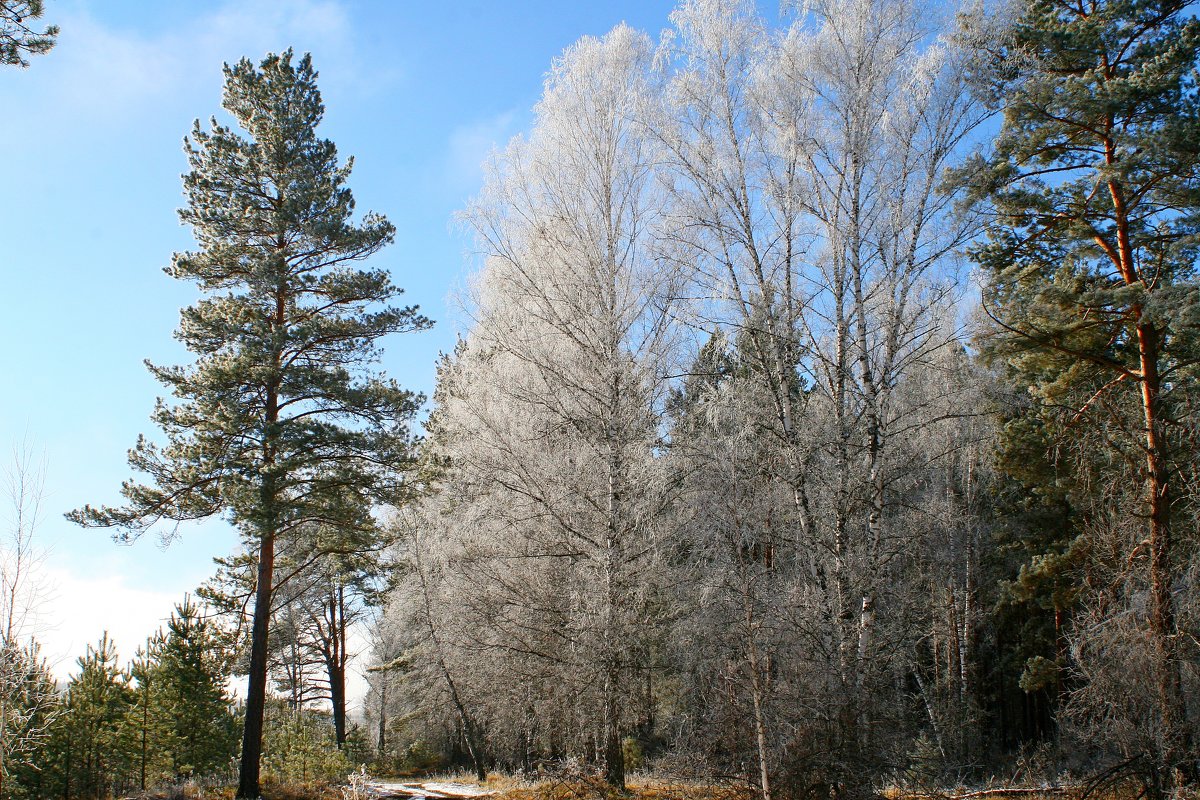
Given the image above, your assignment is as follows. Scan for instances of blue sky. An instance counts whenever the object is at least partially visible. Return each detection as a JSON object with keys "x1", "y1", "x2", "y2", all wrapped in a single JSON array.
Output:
[{"x1": 0, "y1": 0, "x2": 688, "y2": 693}]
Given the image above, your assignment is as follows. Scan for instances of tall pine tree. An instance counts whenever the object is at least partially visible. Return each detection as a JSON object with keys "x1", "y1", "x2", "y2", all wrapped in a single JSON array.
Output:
[
  {"x1": 69, "y1": 50, "x2": 429, "y2": 798},
  {"x1": 964, "y1": 0, "x2": 1200, "y2": 785}
]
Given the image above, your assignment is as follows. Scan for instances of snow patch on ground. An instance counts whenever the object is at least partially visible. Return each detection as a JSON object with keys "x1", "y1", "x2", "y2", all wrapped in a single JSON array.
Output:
[{"x1": 365, "y1": 781, "x2": 494, "y2": 799}]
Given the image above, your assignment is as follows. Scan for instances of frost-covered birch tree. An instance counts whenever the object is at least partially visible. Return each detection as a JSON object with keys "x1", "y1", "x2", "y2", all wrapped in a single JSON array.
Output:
[
  {"x1": 778, "y1": 0, "x2": 984, "y2": 770},
  {"x1": 654, "y1": 0, "x2": 986, "y2": 788},
  {"x1": 445, "y1": 24, "x2": 682, "y2": 789},
  {"x1": 363, "y1": 0, "x2": 1087, "y2": 792}
]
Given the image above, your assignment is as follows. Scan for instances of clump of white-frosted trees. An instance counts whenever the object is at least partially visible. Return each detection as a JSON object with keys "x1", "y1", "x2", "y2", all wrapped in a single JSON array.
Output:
[
  {"x1": 370, "y1": 0, "x2": 985, "y2": 791},
  {"x1": 368, "y1": 0, "x2": 1200, "y2": 796}
]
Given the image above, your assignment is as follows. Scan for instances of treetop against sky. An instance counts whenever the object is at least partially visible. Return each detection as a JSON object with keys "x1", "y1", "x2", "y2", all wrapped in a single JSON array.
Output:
[{"x1": 0, "y1": 0, "x2": 680, "y2": 696}]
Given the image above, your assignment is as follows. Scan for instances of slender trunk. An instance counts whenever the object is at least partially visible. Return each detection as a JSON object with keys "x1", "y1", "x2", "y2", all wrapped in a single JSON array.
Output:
[
  {"x1": 329, "y1": 585, "x2": 347, "y2": 748},
  {"x1": 601, "y1": 361, "x2": 626, "y2": 792},
  {"x1": 329, "y1": 662, "x2": 346, "y2": 748},
  {"x1": 237, "y1": 529, "x2": 276, "y2": 799},
  {"x1": 744, "y1": 586, "x2": 773, "y2": 800},
  {"x1": 62, "y1": 724, "x2": 70, "y2": 800},
  {"x1": 455, "y1": 696, "x2": 487, "y2": 781},
  {"x1": 601, "y1": 521, "x2": 625, "y2": 790},
  {"x1": 412, "y1": 530, "x2": 487, "y2": 780},
  {"x1": 377, "y1": 681, "x2": 387, "y2": 756},
  {"x1": 848, "y1": 143, "x2": 881, "y2": 764},
  {"x1": 523, "y1": 703, "x2": 537, "y2": 775},
  {"x1": 913, "y1": 669, "x2": 947, "y2": 761},
  {"x1": 831, "y1": 243, "x2": 858, "y2": 770},
  {"x1": 140, "y1": 688, "x2": 148, "y2": 790},
  {"x1": 750, "y1": 675, "x2": 772, "y2": 800},
  {"x1": 435, "y1": 657, "x2": 486, "y2": 781}
]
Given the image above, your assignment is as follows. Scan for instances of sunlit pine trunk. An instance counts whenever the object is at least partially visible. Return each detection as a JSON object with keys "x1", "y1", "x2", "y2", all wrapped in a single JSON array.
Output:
[
  {"x1": 1103, "y1": 129, "x2": 1191, "y2": 784},
  {"x1": 1139, "y1": 325, "x2": 1188, "y2": 784},
  {"x1": 237, "y1": 273, "x2": 286, "y2": 800}
]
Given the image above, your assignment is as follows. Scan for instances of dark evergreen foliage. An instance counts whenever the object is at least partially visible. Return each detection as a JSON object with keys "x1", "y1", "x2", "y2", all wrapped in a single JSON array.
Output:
[
  {"x1": 0, "y1": 1, "x2": 56, "y2": 67},
  {"x1": 67, "y1": 49, "x2": 429, "y2": 799},
  {"x1": 963, "y1": 0, "x2": 1200, "y2": 787}
]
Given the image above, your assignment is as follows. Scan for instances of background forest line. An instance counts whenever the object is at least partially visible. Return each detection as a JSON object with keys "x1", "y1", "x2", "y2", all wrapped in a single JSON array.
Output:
[{"x1": 1, "y1": 0, "x2": 1199, "y2": 798}]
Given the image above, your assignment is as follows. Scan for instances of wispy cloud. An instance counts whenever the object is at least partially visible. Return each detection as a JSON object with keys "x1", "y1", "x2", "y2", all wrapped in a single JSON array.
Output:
[
  {"x1": 12, "y1": 0, "x2": 382, "y2": 138},
  {"x1": 444, "y1": 109, "x2": 522, "y2": 198}
]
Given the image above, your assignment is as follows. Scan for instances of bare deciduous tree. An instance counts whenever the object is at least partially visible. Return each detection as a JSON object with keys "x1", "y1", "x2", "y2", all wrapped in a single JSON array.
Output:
[{"x1": 1, "y1": 443, "x2": 58, "y2": 798}]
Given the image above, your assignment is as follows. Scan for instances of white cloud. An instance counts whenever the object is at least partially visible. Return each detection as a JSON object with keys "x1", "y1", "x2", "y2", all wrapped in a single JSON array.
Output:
[
  {"x1": 36, "y1": 564, "x2": 179, "y2": 680},
  {"x1": 21, "y1": 0, "x2": 370, "y2": 133},
  {"x1": 444, "y1": 109, "x2": 521, "y2": 197},
  {"x1": 34, "y1": 564, "x2": 373, "y2": 712}
]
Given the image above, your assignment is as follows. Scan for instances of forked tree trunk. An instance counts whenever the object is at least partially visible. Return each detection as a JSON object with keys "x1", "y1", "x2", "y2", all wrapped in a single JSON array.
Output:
[
  {"x1": 329, "y1": 660, "x2": 346, "y2": 748},
  {"x1": 328, "y1": 585, "x2": 348, "y2": 748}
]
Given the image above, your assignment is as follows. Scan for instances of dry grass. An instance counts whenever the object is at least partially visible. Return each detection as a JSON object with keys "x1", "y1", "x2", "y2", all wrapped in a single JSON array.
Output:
[
  {"x1": 485, "y1": 781, "x2": 1196, "y2": 800},
  {"x1": 126, "y1": 774, "x2": 1195, "y2": 800},
  {"x1": 480, "y1": 774, "x2": 752, "y2": 800},
  {"x1": 884, "y1": 784, "x2": 1200, "y2": 800},
  {"x1": 259, "y1": 781, "x2": 343, "y2": 800}
]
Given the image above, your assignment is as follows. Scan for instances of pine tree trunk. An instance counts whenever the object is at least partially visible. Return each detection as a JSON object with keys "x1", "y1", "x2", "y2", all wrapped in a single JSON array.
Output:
[
  {"x1": 330, "y1": 585, "x2": 347, "y2": 748},
  {"x1": 1109, "y1": 161, "x2": 1192, "y2": 786},
  {"x1": 1140, "y1": 340, "x2": 1190, "y2": 786},
  {"x1": 330, "y1": 661, "x2": 346, "y2": 748},
  {"x1": 141, "y1": 692, "x2": 148, "y2": 791},
  {"x1": 238, "y1": 267, "x2": 287, "y2": 800},
  {"x1": 376, "y1": 681, "x2": 387, "y2": 756},
  {"x1": 237, "y1": 529, "x2": 276, "y2": 800}
]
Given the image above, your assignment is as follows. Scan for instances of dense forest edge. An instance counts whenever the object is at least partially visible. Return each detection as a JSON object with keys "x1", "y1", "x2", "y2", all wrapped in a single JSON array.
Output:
[{"x1": 2, "y1": 0, "x2": 1199, "y2": 799}]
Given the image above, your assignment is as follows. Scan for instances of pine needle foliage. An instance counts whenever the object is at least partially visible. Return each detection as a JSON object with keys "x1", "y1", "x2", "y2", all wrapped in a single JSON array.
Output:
[
  {"x1": 961, "y1": 0, "x2": 1200, "y2": 786},
  {"x1": 0, "y1": 1, "x2": 56, "y2": 67},
  {"x1": 67, "y1": 49, "x2": 430, "y2": 799}
]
